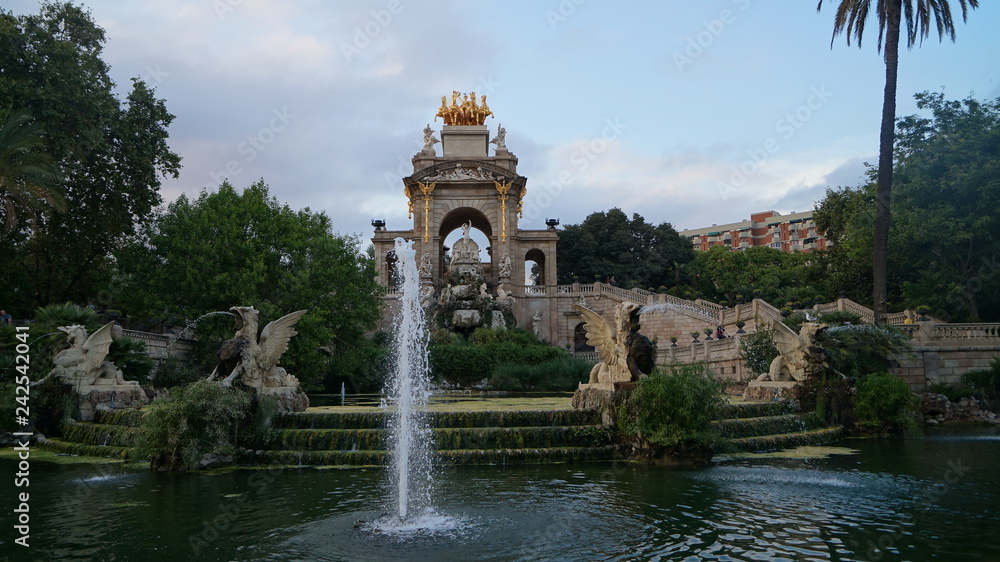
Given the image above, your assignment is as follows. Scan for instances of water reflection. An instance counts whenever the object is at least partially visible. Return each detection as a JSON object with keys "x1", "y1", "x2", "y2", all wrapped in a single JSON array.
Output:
[{"x1": 3, "y1": 428, "x2": 999, "y2": 560}]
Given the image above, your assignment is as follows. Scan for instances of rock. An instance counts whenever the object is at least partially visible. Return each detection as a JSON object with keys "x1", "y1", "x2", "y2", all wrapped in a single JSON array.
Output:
[{"x1": 926, "y1": 418, "x2": 938, "y2": 424}]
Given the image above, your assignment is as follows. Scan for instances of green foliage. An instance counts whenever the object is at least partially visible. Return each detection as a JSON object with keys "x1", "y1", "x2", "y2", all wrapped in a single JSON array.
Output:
[
  {"x1": 0, "y1": 3, "x2": 181, "y2": 311},
  {"x1": 0, "y1": 105, "x2": 66, "y2": 232},
  {"x1": 738, "y1": 328, "x2": 778, "y2": 377},
  {"x1": 135, "y1": 381, "x2": 250, "y2": 471},
  {"x1": 326, "y1": 331, "x2": 392, "y2": 393},
  {"x1": 489, "y1": 356, "x2": 591, "y2": 391},
  {"x1": 927, "y1": 382, "x2": 976, "y2": 402},
  {"x1": 149, "y1": 356, "x2": 204, "y2": 389},
  {"x1": 686, "y1": 245, "x2": 828, "y2": 308},
  {"x1": 106, "y1": 336, "x2": 155, "y2": 385},
  {"x1": 617, "y1": 363, "x2": 725, "y2": 448},
  {"x1": 818, "y1": 311, "x2": 863, "y2": 326},
  {"x1": 429, "y1": 328, "x2": 567, "y2": 387},
  {"x1": 817, "y1": 325, "x2": 912, "y2": 378},
  {"x1": 114, "y1": 180, "x2": 383, "y2": 389},
  {"x1": 962, "y1": 357, "x2": 1000, "y2": 407},
  {"x1": 814, "y1": 93, "x2": 1000, "y2": 321},
  {"x1": 793, "y1": 374, "x2": 854, "y2": 426},
  {"x1": 556, "y1": 208, "x2": 695, "y2": 289},
  {"x1": 854, "y1": 372, "x2": 920, "y2": 435}
]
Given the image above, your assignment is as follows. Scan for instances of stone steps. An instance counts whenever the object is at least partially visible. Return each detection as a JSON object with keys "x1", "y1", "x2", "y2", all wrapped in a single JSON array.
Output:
[
  {"x1": 249, "y1": 446, "x2": 617, "y2": 467},
  {"x1": 726, "y1": 427, "x2": 845, "y2": 453}
]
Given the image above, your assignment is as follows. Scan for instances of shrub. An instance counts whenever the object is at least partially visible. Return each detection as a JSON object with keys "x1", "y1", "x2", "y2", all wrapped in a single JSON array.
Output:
[
  {"x1": 617, "y1": 363, "x2": 725, "y2": 448},
  {"x1": 818, "y1": 324, "x2": 912, "y2": 378},
  {"x1": 107, "y1": 336, "x2": 155, "y2": 385},
  {"x1": 927, "y1": 382, "x2": 977, "y2": 402},
  {"x1": 962, "y1": 357, "x2": 1000, "y2": 409},
  {"x1": 738, "y1": 328, "x2": 778, "y2": 377},
  {"x1": 489, "y1": 356, "x2": 592, "y2": 391},
  {"x1": 150, "y1": 356, "x2": 205, "y2": 388},
  {"x1": 429, "y1": 329, "x2": 566, "y2": 387},
  {"x1": 135, "y1": 381, "x2": 251, "y2": 471},
  {"x1": 817, "y1": 310, "x2": 863, "y2": 326},
  {"x1": 853, "y1": 372, "x2": 920, "y2": 435}
]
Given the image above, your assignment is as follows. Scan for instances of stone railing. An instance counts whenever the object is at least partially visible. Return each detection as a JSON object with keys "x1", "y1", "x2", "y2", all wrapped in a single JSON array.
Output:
[
  {"x1": 933, "y1": 323, "x2": 1000, "y2": 341},
  {"x1": 122, "y1": 329, "x2": 197, "y2": 359}
]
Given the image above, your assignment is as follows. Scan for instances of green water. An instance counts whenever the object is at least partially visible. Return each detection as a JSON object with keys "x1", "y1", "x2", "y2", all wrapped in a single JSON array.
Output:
[{"x1": 2, "y1": 426, "x2": 999, "y2": 560}]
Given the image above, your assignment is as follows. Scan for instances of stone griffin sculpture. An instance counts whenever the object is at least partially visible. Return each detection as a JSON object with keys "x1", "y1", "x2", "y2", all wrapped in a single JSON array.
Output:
[
  {"x1": 208, "y1": 306, "x2": 310, "y2": 412},
  {"x1": 575, "y1": 303, "x2": 656, "y2": 386},
  {"x1": 35, "y1": 323, "x2": 138, "y2": 387},
  {"x1": 33, "y1": 322, "x2": 146, "y2": 421},
  {"x1": 756, "y1": 321, "x2": 830, "y2": 382}
]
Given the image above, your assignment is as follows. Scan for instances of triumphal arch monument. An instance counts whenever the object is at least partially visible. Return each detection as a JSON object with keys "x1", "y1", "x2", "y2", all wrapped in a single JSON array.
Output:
[{"x1": 371, "y1": 93, "x2": 561, "y2": 340}]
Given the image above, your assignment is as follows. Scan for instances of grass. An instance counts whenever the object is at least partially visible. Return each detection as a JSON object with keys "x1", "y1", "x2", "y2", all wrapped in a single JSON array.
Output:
[{"x1": 308, "y1": 394, "x2": 574, "y2": 414}]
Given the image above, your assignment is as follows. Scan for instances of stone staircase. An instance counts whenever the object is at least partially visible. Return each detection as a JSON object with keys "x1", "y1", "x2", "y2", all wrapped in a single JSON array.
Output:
[
  {"x1": 715, "y1": 402, "x2": 844, "y2": 453},
  {"x1": 257, "y1": 409, "x2": 615, "y2": 466},
  {"x1": 37, "y1": 402, "x2": 843, "y2": 465}
]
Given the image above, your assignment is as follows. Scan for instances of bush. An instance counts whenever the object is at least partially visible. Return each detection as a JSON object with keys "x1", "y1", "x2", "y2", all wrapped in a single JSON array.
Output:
[
  {"x1": 738, "y1": 328, "x2": 778, "y2": 377},
  {"x1": 490, "y1": 356, "x2": 592, "y2": 391},
  {"x1": 927, "y1": 382, "x2": 977, "y2": 402},
  {"x1": 618, "y1": 363, "x2": 725, "y2": 448},
  {"x1": 962, "y1": 357, "x2": 1000, "y2": 408},
  {"x1": 325, "y1": 331, "x2": 391, "y2": 393},
  {"x1": 429, "y1": 329, "x2": 566, "y2": 387},
  {"x1": 135, "y1": 381, "x2": 251, "y2": 470},
  {"x1": 150, "y1": 356, "x2": 205, "y2": 388},
  {"x1": 818, "y1": 324, "x2": 912, "y2": 378},
  {"x1": 854, "y1": 372, "x2": 920, "y2": 435},
  {"x1": 107, "y1": 336, "x2": 155, "y2": 385},
  {"x1": 817, "y1": 311, "x2": 863, "y2": 326}
]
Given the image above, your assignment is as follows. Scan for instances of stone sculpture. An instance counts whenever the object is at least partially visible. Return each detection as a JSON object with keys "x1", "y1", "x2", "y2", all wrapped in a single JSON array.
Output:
[
  {"x1": 498, "y1": 253, "x2": 512, "y2": 278},
  {"x1": 532, "y1": 311, "x2": 543, "y2": 339},
  {"x1": 422, "y1": 124, "x2": 439, "y2": 151},
  {"x1": 490, "y1": 125, "x2": 507, "y2": 150},
  {"x1": 33, "y1": 322, "x2": 146, "y2": 420},
  {"x1": 575, "y1": 302, "x2": 656, "y2": 387},
  {"x1": 756, "y1": 321, "x2": 830, "y2": 382},
  {"x1": 208, "y1": 306, "x2": 309, "y2": 412}
]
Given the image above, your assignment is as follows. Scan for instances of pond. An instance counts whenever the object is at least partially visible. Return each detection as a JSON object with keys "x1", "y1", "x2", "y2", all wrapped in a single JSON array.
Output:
[{"x1": 3, "y1": 425, "x2": 998, "y2": 560}]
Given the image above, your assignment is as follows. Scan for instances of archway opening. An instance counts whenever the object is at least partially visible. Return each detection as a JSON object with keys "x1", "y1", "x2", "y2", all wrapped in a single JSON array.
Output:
[
  {"x1": 524, "y1": 248, "x2": 546, "y2": 285},
  {"x1": 574, "y1": 322, "x2": 594, "y2": 352},
  {"x1": 440, "y1": 208, "x2": 494, "y2": 271},
  {"x1": 385, "y1": 250, "x2": 399, "y2": 287}
]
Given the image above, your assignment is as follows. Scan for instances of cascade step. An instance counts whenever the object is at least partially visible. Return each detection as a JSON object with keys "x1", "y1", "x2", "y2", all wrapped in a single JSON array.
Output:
[
  {"x1": 720, "y1": 402, "x2": 792, "y2": 419},
  {"x1": 275, "y1": 425, "x2": 613, "y2": 451},
  {"x1": 726, "y1": 427, "x2": 845, "y2": 453},
  {"x1": 713, "y1": 414, "x2": 824, "y2": 439},
  {"x1": 249, "y1": 446, "x2": 616, "y2": 466},
  {"x1": 275, "y1": 409, "x2": 603, "y2": 430},
  {"x1": 61, "y1": 422, "x2": 140, "y2": 448},
  {"x1": 36, "y1": 436, "x2": 134, "y2": 460}
]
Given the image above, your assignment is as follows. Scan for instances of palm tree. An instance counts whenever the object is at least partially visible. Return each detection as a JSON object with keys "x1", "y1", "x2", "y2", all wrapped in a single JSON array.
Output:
[
  {"x1": 0, "y1": 106, "x2": 66, "y2": 233},
  {"x1": 817, "y1": 0, "x2": 979, "y2": 323}
]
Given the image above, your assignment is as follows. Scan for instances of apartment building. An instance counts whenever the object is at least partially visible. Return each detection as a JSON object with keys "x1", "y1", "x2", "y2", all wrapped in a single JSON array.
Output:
[{"x1": 679, "y1": 210, "x2": 828, "y2": 252}]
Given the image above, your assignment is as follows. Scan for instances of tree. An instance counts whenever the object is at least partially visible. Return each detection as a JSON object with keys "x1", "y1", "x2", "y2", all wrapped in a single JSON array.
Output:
[
  {"x1": 0, "y1": 106, "x2": 65, "y2": 232},
  {"x1": 814, "y1": 93, "x2": 1000, "y2": 321},
  {"x1": 817, "y1": 0, "x2": 980, "y2": 323},
  {"x1": 685, "y1": 245, "x2": 826, "y2": 308},
  {"x1": 556, "y1": 208, "x2": 695, "y2": 289},
  {"x1": 0, "y1": 2, "x2": 181, "y2": 312},
  {"x1": 114, "y1": 180, "x2": 384, "y2": 389},
  {"x1": 892, "y1": 93, "x2": 1000, "y2": 321}
]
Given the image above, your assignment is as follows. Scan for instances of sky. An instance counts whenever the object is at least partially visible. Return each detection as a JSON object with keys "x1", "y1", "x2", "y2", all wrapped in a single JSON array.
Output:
[{"x1": 8, "y1": 0, "x2": 1000, "y2": 242}]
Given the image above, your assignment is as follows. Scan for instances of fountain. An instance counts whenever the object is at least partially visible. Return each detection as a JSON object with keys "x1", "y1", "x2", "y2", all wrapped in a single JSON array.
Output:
[{"x1": 382, "y1": 237, "x2": 436, "y2": 524}]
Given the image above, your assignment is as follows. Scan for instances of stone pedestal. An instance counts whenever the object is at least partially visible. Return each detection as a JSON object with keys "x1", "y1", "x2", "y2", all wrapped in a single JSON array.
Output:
[
  {"x1": 260, "y1": 386, "x2": 309, "y2": 413},
  {"x1": 76, "y1": 385, "x2": 148, "y2": 421},
  {"x1": 743, "y1": 380, "x2": 798, "y2": 402},
  {"x1": 441, "y1": 125, "x2": 488, "y2": 157}
]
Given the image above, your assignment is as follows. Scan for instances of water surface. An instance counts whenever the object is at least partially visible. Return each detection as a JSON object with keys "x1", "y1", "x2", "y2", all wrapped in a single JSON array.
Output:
[{"x1": 3, "y1": 425, "x2": 998, "y2": 560}]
